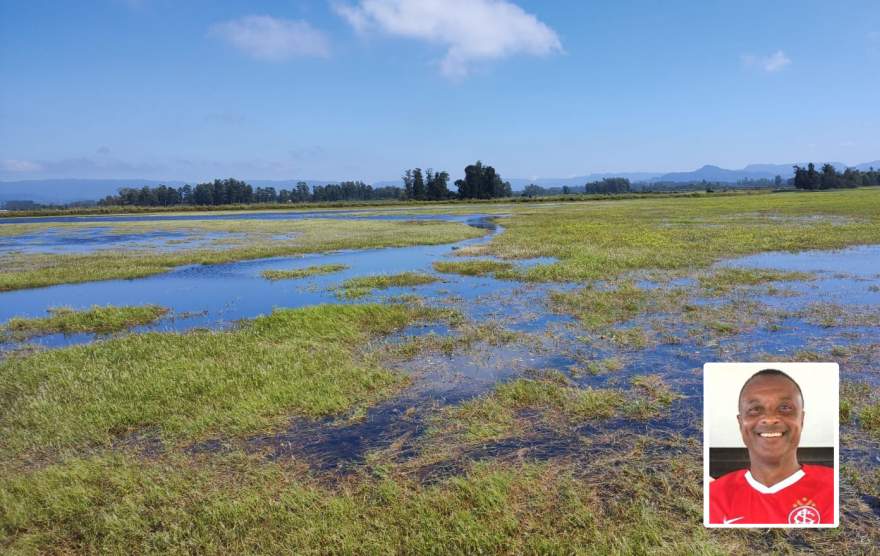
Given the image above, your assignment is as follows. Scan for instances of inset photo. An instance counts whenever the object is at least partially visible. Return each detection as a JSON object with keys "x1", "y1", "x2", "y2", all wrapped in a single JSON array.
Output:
[{"x1": 703, "y1": 362, "x2": 839, "y2": 528}]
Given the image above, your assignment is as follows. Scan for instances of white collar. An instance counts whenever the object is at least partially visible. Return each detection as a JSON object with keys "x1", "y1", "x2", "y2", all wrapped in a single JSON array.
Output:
[{"x1": 744, "y1": 467, "x2": 805, "y2": 494}]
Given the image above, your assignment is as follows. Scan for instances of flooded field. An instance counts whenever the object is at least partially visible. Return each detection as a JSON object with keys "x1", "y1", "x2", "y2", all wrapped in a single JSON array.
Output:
[{"x1": 2, "y1": 191, "x2": 880, "y2": 553}]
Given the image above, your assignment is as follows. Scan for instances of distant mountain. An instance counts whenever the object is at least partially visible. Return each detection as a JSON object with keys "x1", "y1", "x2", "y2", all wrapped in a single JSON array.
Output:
[
  {"x1": 0, "y1": 179, "x2": 187, "y2": 204},
  {"x1": 505, "y1": 172, "x2": 663, "y2": 190},
  {"x1": 855, "y1": 160, "x2": 880, "y2": 171},
  {"x1": 653, "y1": 165, "x2": 778, "y2": 183},
  {"x1": 652, "y1": 161, "x2": 863, "y2": 183}
]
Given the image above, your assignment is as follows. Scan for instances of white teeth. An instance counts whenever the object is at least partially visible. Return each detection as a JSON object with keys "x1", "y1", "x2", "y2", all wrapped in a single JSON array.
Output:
[{"x1": 759, "y1": 432, "x2": 783, "y2": 438}]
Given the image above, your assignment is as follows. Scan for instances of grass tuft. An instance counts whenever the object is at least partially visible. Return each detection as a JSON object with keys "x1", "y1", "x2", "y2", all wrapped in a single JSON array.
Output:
[
  {"x1": 337, "y1": 272, "x2": 439, "y2": 298},
  {"x1": 698, "y1": 267, "x2": 814, "y2": 294},
  {"x1": 551, "y1": 283, "x2": 686, "y2": 331},
  {"x1": 861, "y1": 404, "x2": 880, "y2": 434},
  {"x1": 2, "y1": 305, "x2": 168, "y2": 341},
  {"x1": 432, "y1": 259, "x2": 515, "y2": 277},
  {"x1": 261, "y1": 263, "x2": 348, "y2": 281},
  {"x1": 439, "y1": 378, "x2": 627, "y2": 443}
]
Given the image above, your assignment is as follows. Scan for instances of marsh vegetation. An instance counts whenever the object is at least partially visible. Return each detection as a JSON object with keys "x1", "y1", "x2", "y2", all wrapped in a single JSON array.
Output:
[
  {"x1": 1, "y1": 305, "x2": 167, "y2": 341},
  {"x1": 2, "y1": 188, "x2": 880, "y2": 553}
]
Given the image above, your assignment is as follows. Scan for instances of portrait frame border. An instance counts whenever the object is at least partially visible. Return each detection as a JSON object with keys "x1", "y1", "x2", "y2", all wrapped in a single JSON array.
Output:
[{"x1": 702, "y1": 361, "x2": 840, "y2": 529}]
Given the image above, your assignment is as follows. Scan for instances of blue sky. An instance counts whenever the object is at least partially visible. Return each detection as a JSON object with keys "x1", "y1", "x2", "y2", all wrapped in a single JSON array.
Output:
[{"x1": 1, "y1": 0, "x2": 878, "y2": 182}]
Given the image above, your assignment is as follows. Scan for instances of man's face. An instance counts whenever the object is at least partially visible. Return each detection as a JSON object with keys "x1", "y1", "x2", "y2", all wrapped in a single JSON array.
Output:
[{"x1": 737, "y1": 375, "x2": 804, "y2": 465}]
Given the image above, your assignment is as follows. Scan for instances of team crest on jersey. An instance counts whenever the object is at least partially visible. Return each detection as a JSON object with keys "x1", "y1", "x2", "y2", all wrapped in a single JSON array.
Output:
[{"x1": 788, "y1": 497, "x2": 820, "y2": 525}]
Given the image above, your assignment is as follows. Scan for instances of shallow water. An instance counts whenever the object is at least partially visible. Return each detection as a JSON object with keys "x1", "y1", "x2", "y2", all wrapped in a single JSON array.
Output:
[
  {"x1": 0, "y1": 227, "x2": 248, "y2": 255},
  {"x1": 0, "y1": 215, "x2": 527, "y2": 347},
  {"x1": 2, "y1": 212, "x2": 879, "y2": 473},
  {"x1": 0, "y1": 210, "x2": 485, "y2": 255}
]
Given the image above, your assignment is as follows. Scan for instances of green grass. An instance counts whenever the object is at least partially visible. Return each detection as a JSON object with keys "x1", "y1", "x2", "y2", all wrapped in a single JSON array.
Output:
[
  {"x1": 261, "y1": 264, "x2": 348, "y2": 281},
  {"x1": 799, "y1": 302, "x2": 880, "y2": 328},
  {"x1": 485, "y1": 188, "x2": 880, "y2": 282},
  {"x1": 679, "y1": 300, "x2": 780, "y2": 342},
  {"x1": 1, "y1": 305, "x2": 168, "y2": 341},
  {"x1": 861, "y1": 403, "x2": 880, "y2": 434},
  {"x1": 442, "y1": 377, "x2": 625, "y2": 443},
  {"x1": 0, "y1": 304, "x2": 446, "y2": 459},
  {"x1": 573, "y1": 356, "x2": 624, "y2": 376},
  {"x1": 435, "y1": 373, "x2": 685, "y2": 443},
  {"x1": 389, "y1": 322, "x2": 519, "y2": 358},
  {"x1": 630, "y1": 375, "x2": 682, "y2": 405},
  {"x1": 608, "y1": 327, "x2": 652, "y2": 350},
  {"x1": 839, "y1": 383, "x2": 878, "y2": 433},
  {"x1": 432, "y1": 259, "x2": 515, "y2": 276},
  {"x1": 337, "y1": 272, "x2": 439, "y2": 298},
  {"x1": 0, "y1": 218, "x2": 483, "y2": 291},
  {"x1": 0, "y1": 449, "x2": 751, "y2": 555},
  {"x1": 550, "y1": 283, "x2": 686, "y2": 331},
  {"x1": 697, "y1": 267, "x2": 815, "y2": 294}
]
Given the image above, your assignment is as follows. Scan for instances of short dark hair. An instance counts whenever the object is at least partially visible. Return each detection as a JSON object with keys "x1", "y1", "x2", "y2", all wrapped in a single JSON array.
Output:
[{"x1": 738, "y1": 368, "x2": 804, "y2": 410}]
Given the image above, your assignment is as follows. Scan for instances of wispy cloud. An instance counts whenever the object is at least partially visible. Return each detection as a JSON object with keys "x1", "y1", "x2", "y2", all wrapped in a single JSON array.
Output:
[
  {"x1": 741, "y1": 50, "x2": 791, "y2": 73},
  {"x1": 334, "y1": 0, "x2": 562, "y2": 78},
  {"x1": 0, "y1": 159, "x2": 43, "y2": 173},
  {"x1": 209, "y1": 15, "x2": 330, "y2": 61}
]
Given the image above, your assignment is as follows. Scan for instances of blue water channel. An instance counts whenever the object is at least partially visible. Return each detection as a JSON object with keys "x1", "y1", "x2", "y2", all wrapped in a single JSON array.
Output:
[{"x1": 0, "y1": 213, "x2": 562, "y2": 353}]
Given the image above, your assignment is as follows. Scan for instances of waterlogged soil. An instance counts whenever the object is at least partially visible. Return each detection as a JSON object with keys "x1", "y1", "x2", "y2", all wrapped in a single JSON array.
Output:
[{"x1": 2, "y1": 211, "x2": 879, "y2": 490}]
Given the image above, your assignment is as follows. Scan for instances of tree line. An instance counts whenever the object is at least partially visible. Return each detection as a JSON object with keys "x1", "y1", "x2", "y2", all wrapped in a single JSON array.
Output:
[
  {"x1": 522, "y1": 177, "x2": 633, "y2": 198},
  {"x1": 98, "y1": 178, "x2": 405, "y2": 207},
  {"x1": 97, "y1": 161, "x2": 513, "y2": 207},
  {"x1": 793, "y1": 163, "x2": 879, "y2": 190},
  {"x1": 96, "y1": 161, "x2": 880, "y2": 207}
]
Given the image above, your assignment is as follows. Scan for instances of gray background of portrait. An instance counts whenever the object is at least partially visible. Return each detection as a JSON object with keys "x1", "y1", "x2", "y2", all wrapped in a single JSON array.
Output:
[{"x1": 704, "y1": 362, "x2": 838, "y2": 447}]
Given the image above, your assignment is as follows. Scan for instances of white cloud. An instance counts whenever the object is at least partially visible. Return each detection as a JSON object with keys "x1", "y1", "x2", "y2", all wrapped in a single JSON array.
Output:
[
  {"x1": 1, "y1": 159, "x2": 42, "y2": 172},
  {"x1": 335, "y1": 0, "x2": 562, "y2": 78},
  {"x1": 209, "y1": 15, "x2": 330, "y2": 60},
  {"x1": 742, "y1": 50, "x2": 791, "y2": 73}
]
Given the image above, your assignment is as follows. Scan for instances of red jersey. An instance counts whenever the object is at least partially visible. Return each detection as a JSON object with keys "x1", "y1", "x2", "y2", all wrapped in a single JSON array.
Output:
[{"x1": 709, "y1": 464, "x2": 835, "y2": 526}]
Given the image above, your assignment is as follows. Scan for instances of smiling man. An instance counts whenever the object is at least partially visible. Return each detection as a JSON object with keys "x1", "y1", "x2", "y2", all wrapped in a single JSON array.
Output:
[{"x1": 708, "y1": 369, "x2": 835, "y2": 525}]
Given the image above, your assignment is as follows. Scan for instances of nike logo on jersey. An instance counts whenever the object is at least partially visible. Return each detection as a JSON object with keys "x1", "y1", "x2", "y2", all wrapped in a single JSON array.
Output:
[{"x1": 723, "y1": 516, "x2": 745, "y2": 524}]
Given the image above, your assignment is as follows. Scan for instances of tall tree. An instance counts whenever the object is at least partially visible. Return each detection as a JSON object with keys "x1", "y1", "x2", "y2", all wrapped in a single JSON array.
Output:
[
  {"x1": 402, "y1": 170, "x2": 415, "y2": 200},
  {"x1": 426, "y1": 169, "x2": 450, "y2": 200},
  {"x1": 820, "y1": 163, "x2": 838, "y2": 189},
  {"x1": 455, "y1": 161, "x2": 511, "y2": 199},
  {"x1": 412, "y1": 168, "x2": 426, "y2": 200}
]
